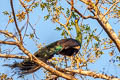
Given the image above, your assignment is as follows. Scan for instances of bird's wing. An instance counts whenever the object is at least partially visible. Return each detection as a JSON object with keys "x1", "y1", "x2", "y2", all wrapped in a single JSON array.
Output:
[{"x1": 57, "y1": 38, "x2": 81, "y2": 49}]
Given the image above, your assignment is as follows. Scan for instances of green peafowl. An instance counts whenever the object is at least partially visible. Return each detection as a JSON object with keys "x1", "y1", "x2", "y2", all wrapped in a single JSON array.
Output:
[{"x1": 3, "y1": 18, "x2": 82, "y2": 75}]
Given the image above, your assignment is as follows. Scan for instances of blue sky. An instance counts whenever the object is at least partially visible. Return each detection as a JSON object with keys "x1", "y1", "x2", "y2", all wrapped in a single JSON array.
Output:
[{"x1": 0, "y1": 0, "x2": 120, "y2": 80}]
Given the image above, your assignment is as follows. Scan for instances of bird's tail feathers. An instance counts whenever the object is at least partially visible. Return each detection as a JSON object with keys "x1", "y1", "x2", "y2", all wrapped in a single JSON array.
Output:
[{"x1": 3, "y1": 60, "x2": 41, "y2": 75}]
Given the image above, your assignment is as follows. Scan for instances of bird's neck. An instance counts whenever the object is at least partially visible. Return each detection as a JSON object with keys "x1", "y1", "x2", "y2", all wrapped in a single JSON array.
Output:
[{"x1": 75, "y1": 21, "x2": 82, "y2": 45}]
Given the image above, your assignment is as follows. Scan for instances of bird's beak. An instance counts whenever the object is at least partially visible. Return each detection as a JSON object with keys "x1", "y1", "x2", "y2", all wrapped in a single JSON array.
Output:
[{"x1": 74, "y1": 46, "x2": 80, "y2": 49}]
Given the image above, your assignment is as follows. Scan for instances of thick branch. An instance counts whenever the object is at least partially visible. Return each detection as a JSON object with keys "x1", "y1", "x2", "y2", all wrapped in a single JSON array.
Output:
[
  {"x1": 95, "y1": 0, "x2": 99, "y2": 5},
  {"x1": 32, "y1": 57, "x2": 76, "y2": 80},
  {"x1": 71, "y1": 69, "x2": 119, "y2": 80},
  {"x1": 0, "y1": 41, "x2": 17, "y2": 45},
  {"x1": 0, "y1": 54, "x2": 28, "y2": 59},
  {"x1": 96, "y1": 16, "x2": 120, "y2": 52},
  {"x1": 0, "y1": 30, "x2": 18, "y2": 42},
  {"x1": 55, "y1": 66, "x2": 120, "y2": 80},
  {"x1": 10, "y1": 0, "x2": 23, "y2": 43}
]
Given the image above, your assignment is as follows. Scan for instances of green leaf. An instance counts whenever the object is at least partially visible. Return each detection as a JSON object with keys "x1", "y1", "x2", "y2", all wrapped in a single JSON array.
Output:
[
  {"x1": 68, "y1": 27, "x2": 73, "y2": 30},
  {"x1": 40, "y1": 3, "x2": 46, "y2": 11},
  {"x1": 2, "y1": 11, "x2": 9, "y2": 15},
  {"x1": 71, "y1": 20, "x2": 75, "y2": 26},
  {"x1": 59, "y1": 6, "x2": 64, "y2": 10},
  {"x1": 29, "y1": 33, "x2": 34, "y2": 39},
  {"x1": 93, "y1": 36, "x2": 101, "y2": 42},
  {"x1": 32, "y1": 2, "x2": 39, "y2": 8},
  {"x1": 71, "y1": 11, "x2": 78, "y2": 18},
  {"x1": 55, "y1": 27, "x2": 62, "y2": 31},
  {"x1": 61, "y1": 30, "x2": 65, "y2": 36},
  {"x1": 85, "y1": 26, "x2": 90, "y2": 31},
  {"x1": 44, "y1": 14, "x2": 50, "y2": 20},
  {"x1": 66, "y1": 8, "x2": 70, "y2": 17}
]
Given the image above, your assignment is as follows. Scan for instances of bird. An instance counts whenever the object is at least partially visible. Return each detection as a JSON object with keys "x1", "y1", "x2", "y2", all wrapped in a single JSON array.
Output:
[{"x1": 3, "y1": 17, "x2": 82, "y2": 75}]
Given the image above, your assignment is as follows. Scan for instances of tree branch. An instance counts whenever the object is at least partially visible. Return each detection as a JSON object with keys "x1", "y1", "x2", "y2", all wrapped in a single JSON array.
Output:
[
  {"x1": 95, "y1": 0, "x2": 99, "y2": 6},
  {"x1": 0, "y1": 30, "x2": 19, "y2": 42},
  {"x1": 64, "y1": 0, "x2": 73, "y2": 38},
  {"x1": 33, "y1": 57, "x2": 77, "y2": 80},
  {"x1": 10, "y1": 0, "x2": 23, "y2": 43},
  {"x1": 0, "y1": 53, "x2": 28, "y2": 59},
  {"x1": 55, "y1": 66, "x2": 120, "y2": 80},
  {"x1": 69, "y1": 0, "x2": 120, "y2": 52},
  {"x1": 104, "y1": 1, "x2": 119, "y2": 16},
  {"x1": 66, "y1": 0, "x2": 73, "y2": 26},
  {"x1": 55, "y1": 20, "x2": 72, "y2": 37},
  {"x1": 66, "y1": 0, "x2": 97, "y2": 19},
  {"x1": 70, "y1": 69, "x2": 119, "y2": 80},
  {"x1": 0, "y1": 41, "x2": 17, "y2": 45}
]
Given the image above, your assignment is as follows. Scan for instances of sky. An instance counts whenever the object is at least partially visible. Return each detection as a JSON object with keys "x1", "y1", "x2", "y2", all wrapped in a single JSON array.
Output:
[{"x1": 0, "y1": 0, "x2": 120, "y2": 80}]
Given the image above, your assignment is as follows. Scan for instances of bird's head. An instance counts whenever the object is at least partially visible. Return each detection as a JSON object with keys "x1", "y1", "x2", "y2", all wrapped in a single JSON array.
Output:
[{"x1": 75, "y1": 17, "x2": 80, "y2": 23}]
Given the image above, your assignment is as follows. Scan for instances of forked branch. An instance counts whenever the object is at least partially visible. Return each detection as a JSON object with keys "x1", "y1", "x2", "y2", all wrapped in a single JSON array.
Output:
[{"x1": 67, "y1": 0, "x2": 120, "y2": 52}]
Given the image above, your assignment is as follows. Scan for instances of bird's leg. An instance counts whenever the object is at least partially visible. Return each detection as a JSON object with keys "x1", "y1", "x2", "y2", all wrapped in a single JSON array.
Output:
[
  {"x1": 64, "y1": 56, "x2": 68, "y2": 68},
  {"x1": 70, "y1": 56, "x2": 73, "y2": 69},
  {"x1": 76, "y1": 54, "x2": 80, "y2": 68}
]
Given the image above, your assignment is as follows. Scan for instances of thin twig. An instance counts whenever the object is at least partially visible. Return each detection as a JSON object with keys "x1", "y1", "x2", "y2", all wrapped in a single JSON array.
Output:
[
  {"x1": 104, "y1": 0, "x2": 119, "y2": 16},
  {"x1": 56, "y1": 20, "x2": 72, "y2": 37},
  {"x1": 29, "y1": 22, "x2": 40, "y2": 39},
  {"x1": 66, "y1": 0, "x2": 97, "y2": 19},
  {"x1": 64, "y1": 0, "x2": 73, "y2": 38},
  {"x1": 19, "y1": 0, "x2": 40, "y2": 40}
]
